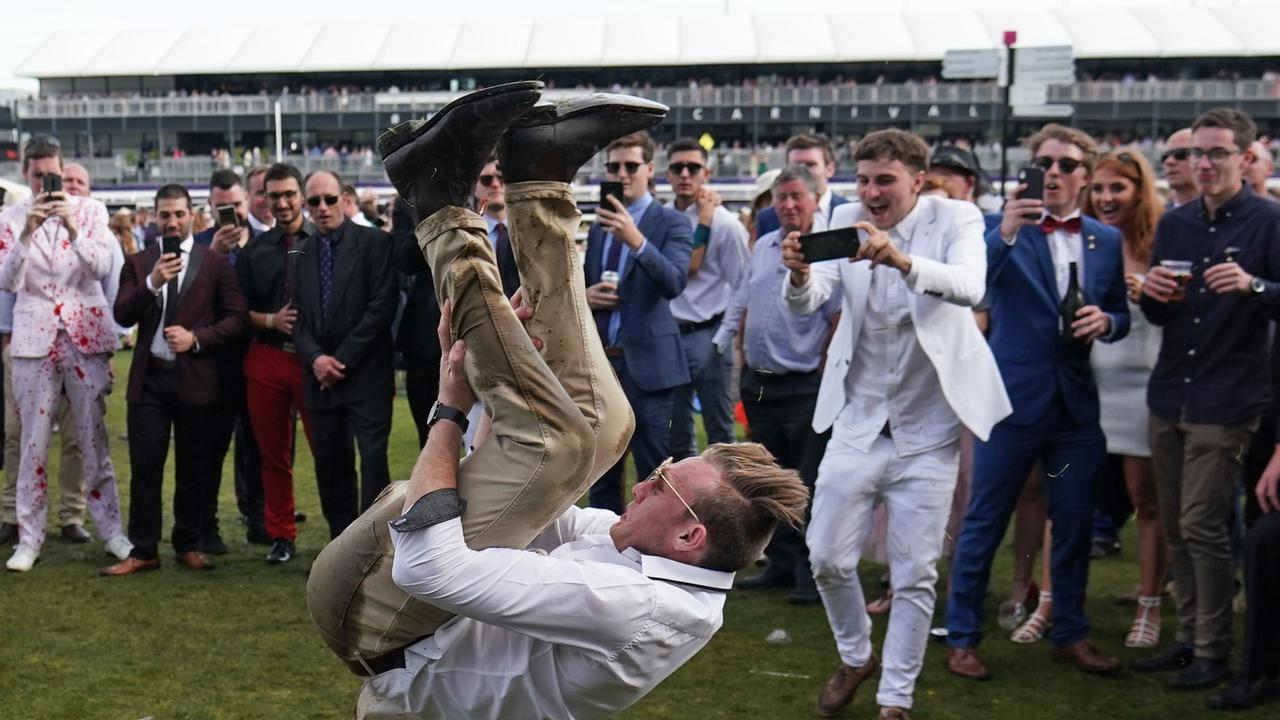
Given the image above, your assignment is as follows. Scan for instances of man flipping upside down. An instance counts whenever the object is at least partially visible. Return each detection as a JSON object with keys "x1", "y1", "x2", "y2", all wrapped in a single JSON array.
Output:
[{"x1": 304, "y1": 82, "x2": 810, "y2": 719}]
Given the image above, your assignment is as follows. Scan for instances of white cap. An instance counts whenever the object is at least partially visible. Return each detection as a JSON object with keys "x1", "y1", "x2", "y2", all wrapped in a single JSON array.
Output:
[{"x1": 753, "y1": 168, "x2": 782, "y2": 202}]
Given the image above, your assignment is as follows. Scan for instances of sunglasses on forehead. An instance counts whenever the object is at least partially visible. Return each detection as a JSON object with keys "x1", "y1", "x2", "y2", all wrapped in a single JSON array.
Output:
[
  {"x1": 1160, "y1": 148, "x2": 1191, "y2": 163},
  {"x1": 667, "y1": 161, "x2": 705, "y2": 176},
  {"x1": 307, "y1": 194, "x2": 339, "y2": 208},
  {"x1": 1032, "y1": 155, "x2": 1085, "y2": 174},
  {"x1": 605, "y1": 161, "x2": 643, "y2": 175},
  {"x1": 478, "y1": 173, "x2": 503, "y2": 187}
]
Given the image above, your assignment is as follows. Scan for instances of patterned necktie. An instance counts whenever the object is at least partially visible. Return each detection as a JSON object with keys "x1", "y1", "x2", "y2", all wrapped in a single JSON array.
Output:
[
  {"x1": 593, "y1": 236, "x2": 625, "y2": 345},
  {"x1": 319, "y1": 234, "x2": 335, "y2": 311},
  {"x1": 1041, "y1": 216, "x2": 1082, "y2": 234}
]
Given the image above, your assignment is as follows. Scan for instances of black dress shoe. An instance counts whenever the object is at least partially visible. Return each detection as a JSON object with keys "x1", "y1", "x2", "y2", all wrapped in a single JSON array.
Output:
[
  {"x1": 1166, "y1": 658, "x2": 1231, "y2": 690},
  {"x1": 787, "y1": 584, "x2": 822, "y2": 605},
  {"x1": 294, "y1": 510, "x2": 307, "y2": 523},
  {"x1": 737, "y1": 566, "x2": 795, "y2": 591},
  {"x1": 266, "y1": 539, "x2": 295, "y2": 565},
  {"x1": 379, "y1": 81, "x2": 544, "y2": 216},
  {"x1": 245, "y1": 523, "x2": 272, "y2": 546},
  {"x1": 1207, "y1": 675, "x2": 1279, "y2": 710},
  {"x1": 200, "y1": 535, "x2": 228, "y2": 556},
  {"x1": 0, "y1": 521, "x2": 19, "y2": 545},
  {"x1": 1132, "y1": 641, "x2": 1194, "y2": 673},
  {"x1": 60, "y1": 524, "x2": 92, "y2": 544},
  {"x1": 499, "y1": 93, "x2": 669, "y2": 184}
]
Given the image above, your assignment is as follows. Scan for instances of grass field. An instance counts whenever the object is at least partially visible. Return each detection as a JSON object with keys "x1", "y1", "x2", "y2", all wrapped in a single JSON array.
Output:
[{"x1": 0, "y1": 353, "x2": 1266, "y2": 719}]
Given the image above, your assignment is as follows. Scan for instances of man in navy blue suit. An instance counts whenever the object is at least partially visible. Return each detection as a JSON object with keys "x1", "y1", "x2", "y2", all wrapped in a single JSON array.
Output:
[
  {"x1": 946, "y1": 124, "x2": 1130, "y2": 680},
  {"x1": 756, "y1": 134, "x2": 851, "y2": 238},
  {"x1": 585, "y1": 131, "x2": 693, "y2": 512}
]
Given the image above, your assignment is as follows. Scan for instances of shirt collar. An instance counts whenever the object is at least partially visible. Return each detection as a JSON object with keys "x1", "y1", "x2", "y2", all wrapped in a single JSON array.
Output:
[
  {"x1": 484, "y1": 214, "x2": 505, "y2": 233},
  {"x1": 818, "y1": 189, "x2": 833, "y2": 217},
  {"x1": 639, "y1": 553, "x2": 735, "y2": 592},
  {"x1": 179, "y1": 236, "x2": 194, "y2": 253},
  {"x1": 890, "y1": 198, "x2": 922, "y2": 242},
  {"x1": 1196, "y1": 185, "x2": 1252, "y2": 220},
  {"x1": 628, "y1": 192, "x2": 654, "y2": 220}
]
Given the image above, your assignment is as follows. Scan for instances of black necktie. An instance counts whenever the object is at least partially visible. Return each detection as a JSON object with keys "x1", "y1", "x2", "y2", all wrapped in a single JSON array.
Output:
[
  {"x1": 593, "y1": 236, "x2": 625, "y2": 344},
  {"x1": 163, "y1": 253, "x2": 181, "y2": 328}
]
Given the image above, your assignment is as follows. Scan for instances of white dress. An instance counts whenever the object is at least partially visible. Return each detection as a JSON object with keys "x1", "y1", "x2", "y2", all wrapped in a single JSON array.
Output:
[{"x1": 1091, "y1": 296, "x2": 1161, "y2": 457}]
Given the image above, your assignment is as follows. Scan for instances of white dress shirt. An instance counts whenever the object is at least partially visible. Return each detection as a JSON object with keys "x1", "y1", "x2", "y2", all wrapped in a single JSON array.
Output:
[
  {"x1": 1044, "y1": 209, "x2": 1084, "y2": 300},
  {"x1": 144, "y1": 237, "x2": 194, "y2": 362},
  {"x1": 360, "y1": 506, "x2": 732, "y2": 720},
  {"x1": 837, "y1": 203, "x2": 959, "y2": 455}
]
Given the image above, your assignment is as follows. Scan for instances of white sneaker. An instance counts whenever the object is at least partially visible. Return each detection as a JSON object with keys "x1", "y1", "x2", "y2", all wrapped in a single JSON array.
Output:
[
  {"x1": 6, "y1": 545, "x2": 39, "y2": 572},
  {"x1": 103, "y1": 535, "x2": 133, "y2": 561}
]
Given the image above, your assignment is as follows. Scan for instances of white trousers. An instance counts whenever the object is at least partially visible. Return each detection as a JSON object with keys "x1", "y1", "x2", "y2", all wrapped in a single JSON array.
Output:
[{"x1": 807, "y1": 431, "x2": 958, "y2": 710}]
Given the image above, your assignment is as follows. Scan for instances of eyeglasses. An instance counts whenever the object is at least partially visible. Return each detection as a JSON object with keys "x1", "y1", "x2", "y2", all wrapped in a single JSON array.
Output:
[
  {"x1": 668, "y1": 162, "x2": 705, "y2": 176},
  {"x1": 605, "y1": 161, "x2": 643, "y2": 175},
  {"x1": 643, "y1": 457, "x2": 701, "y2": 525},
  {"x1": 1160, "y1": 148, "x2": 1192, "y2": 163},
  {"x1": 1189, "y1": 147, "x2": 1238, "y2": 163},
  {"x1": 478, "y1": 173, "x2": 503, "y2": 187},
  {"x1": 1032, "y1": 156, "x2": 1085, "y2": 174},
  {"x1": 306, "y1": 194, "x2": 340, "y2": 208},
  {"x1": 267, "y1": 190, "x2": 299, "y2": 202}
]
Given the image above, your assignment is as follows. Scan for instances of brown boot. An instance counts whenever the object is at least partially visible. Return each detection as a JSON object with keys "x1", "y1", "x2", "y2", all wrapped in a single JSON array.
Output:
[
  {"x1": 879, "y1": 707, "x2": 913, "y2": 720},
  {"x1": 1051, "y1": 639, "x2": 1121, "y2": 675},
  {"x1": 945, "y1": 646, "x2": 991, "y2": 680},
  {"x1": 816, "y1": 653, "x2": 879, "y2": 718}
]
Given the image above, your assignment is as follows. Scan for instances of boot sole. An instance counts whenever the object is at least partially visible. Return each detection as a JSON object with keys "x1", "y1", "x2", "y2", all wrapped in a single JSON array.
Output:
[{"x1": 377, "y1": 80, "x2": 546, "y2": 161}]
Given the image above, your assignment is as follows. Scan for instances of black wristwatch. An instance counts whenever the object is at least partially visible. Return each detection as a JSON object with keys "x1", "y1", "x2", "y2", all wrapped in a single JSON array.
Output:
[{"x1": 427, "y1": 401, "x2": 469, "y2": 434}]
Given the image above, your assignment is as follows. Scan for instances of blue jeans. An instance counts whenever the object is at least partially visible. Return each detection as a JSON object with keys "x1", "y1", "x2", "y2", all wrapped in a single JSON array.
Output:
[
  {"x1": 947, "y1": 397, "x2": 1105, "y2": 648},
  {"x1": 669, "y1": 326, "x2": 735, "y2": 460}
]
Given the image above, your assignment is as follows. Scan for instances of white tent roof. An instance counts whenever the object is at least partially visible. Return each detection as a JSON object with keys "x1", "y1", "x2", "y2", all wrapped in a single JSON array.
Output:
[{"x1": 8, "y1": 0, "x2": 1280, "y2": 80}]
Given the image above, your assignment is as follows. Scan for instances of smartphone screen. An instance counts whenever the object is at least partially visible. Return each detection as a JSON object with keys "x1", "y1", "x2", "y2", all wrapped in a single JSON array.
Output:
[
  {"x1": 798, "y1": 227, "x2": 861, "y2": 263},
  {"x1": 162, "y1": 235, "x2": 181, "y2": 256},
  {"x1": 599, "y1": 181, "x2": 625, "y2": 210},
  {"x1": 42, "y1": 174, "x2": 62, "y2": 195},
  {"x1": 216, "y1": 204, "x2": 238, "y2": 228}
]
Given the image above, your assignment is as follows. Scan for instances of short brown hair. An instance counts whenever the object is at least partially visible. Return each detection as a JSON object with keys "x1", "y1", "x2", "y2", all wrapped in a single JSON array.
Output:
[
  {"x1": 694, "y1": 443, "x2": 810, "y2": 572},
  {"x1": 1027, "y1": 123, "x2": 1098, "y2": 173},
  {"x1": 22, "y1": 136, "x2": 62, "y2": 173},
  {"x1": 605, "y1": 131, "x2": 655, "y2": 162},
  {"x1": 785, "y1": 133, "x2": 836, "y2": 166},
  {"x1": 853, "y1": 129, "x2": 930, "y2": 172},
  {"x1": 1192, "y1": 108, "x2": 1257, "y2": 151}
]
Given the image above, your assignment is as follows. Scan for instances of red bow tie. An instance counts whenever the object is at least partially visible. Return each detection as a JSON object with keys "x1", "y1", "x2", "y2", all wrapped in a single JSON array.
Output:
[{"x1": 1041, "y1": 216, "x2": 1082, "y2": 234}]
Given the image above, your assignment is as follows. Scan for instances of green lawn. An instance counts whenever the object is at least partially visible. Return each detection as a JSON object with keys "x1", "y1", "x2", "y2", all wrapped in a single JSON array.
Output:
[{"x1": 0, "y1": 353, "x2": 1265, "y2": 719}]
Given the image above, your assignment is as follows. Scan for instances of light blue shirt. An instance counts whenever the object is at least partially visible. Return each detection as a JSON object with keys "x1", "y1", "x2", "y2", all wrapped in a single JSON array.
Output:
[
  {"x1": 600, "y1": 193, "x2": 654, "y2": 346},
  {"x1": 483, "y1": 214, "x2": 504, "y2": 250}
]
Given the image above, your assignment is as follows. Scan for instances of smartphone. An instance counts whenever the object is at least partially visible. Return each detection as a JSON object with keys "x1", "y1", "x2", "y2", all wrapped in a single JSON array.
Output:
[
  {"x1": 216, "y1": 204, "x2": 238, "y2": 228},
  {"x1": 42, "y1": 174, "x2": 62, "y2": 195},
  {"x1": 162, "y1": 235, "x2": 181, "y2": 257},
  {"x1": 599, "y1": 181, "x2": 625, "y2": 210},
  {"x1": 1015, "y1": 166, "x2": 1044, "y2": 221},
  {"x1": 798, "y1": 227, "x2": 861, "y2": 263}
]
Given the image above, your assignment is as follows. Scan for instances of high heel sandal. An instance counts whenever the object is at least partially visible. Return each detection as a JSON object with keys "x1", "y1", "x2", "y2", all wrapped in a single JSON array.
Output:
[
  {"x1": 1011, "y1": 592, "x2": 1053, "y2": 643},
  {"x1": 1125, "y1": 595, "x2": 1162, "y2": 648}
]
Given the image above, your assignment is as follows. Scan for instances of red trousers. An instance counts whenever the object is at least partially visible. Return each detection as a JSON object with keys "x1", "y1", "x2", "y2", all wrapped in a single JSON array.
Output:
[{"x1": 244, "y1": 342, "x2": 313, "y2": 541}]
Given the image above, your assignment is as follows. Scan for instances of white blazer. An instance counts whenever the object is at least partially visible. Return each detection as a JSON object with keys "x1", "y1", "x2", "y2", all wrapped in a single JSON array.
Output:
[{"x1": 784, "y1": 195, "x2": 1011, "y2": 440}]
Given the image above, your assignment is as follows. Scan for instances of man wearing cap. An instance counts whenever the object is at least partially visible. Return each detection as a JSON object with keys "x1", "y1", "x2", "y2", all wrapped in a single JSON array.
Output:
[{"x1": 927, "y1": 146, "x2": 986, "y2": 205}]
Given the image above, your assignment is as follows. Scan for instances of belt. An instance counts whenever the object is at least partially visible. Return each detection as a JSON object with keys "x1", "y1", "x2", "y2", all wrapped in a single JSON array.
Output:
[
  {"x1": 149, "y1": 356, "x2": 177, "y2": 370},
  {"x1": 256, "y1": 335, "x2": 296, "y2": 354},
  {"x1": 345, "y1": 647, "x2": 407, "y2": 678},
  {"x1": 749, "y1": 367, "x2": 819, "y2": 383},
  {"x1": 603, "y1": 345, "x2": 624, "y2": 359},
  {"x1": 677, "y1": 313, "x2": 724, "y2": 334}
]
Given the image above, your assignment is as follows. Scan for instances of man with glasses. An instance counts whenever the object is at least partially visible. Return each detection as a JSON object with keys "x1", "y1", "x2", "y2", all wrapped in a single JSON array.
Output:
[
  {"x1": 664, "y1": 137, "x2": 748, "y2": 460},
  {"x1": 291, "y1": 169, "x2": 396, "y2": 542},
  {"x1": 756, "y1": 134, "x2": 851, "y2": 238},
  {"x1": 585, "y1": 131, "x2": 693, "y2": 512},
  {"x1": 1135, "y1": 108, "x2": 1280, "y2": 692},
  {"x1": 474, "y1": 155, "x2": 519, "y2": 299},
  {"x1": 1162, "y1": 129, "x2": 1197, "y2": 209},
  {"x1": 946, "y1": 123, "x2": 1129, "y2": 680},
  {"x1": 236, "y1": 163, "x2": 319, "y2": 564}
]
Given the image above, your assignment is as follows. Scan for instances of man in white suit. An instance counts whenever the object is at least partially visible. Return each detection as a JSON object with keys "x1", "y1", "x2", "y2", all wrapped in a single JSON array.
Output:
[{"x1": 781, "y1": 129, "x2": 1011, "y2": 720}]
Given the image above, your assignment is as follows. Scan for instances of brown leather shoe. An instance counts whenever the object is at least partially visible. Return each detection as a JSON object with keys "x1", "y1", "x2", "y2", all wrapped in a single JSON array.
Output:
[
  {"x1": 100, "y1": 556, "x2": 160, "y2": 576},
  {"x1": 1051, "y1": 639, "x2": 1121, "y2": 675},
  {"x1": 946, "y1": 647, "x2": 991, "y2": 680},
  {"x1": 879, "y1": 707, "x2": 913, "y2": 720},
  {"x1": 175, "y1": 551, "x2": 215, "y2": 571},
  {"x1": 816, "y1": 652, "x2": 879, "y2": 717}
]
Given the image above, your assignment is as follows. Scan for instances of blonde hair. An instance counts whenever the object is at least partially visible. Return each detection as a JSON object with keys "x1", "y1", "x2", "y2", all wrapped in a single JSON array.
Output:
[
  {"x1": 109, "y1": 209, "x2": 138, "y2": 255},
  {"x1": 1082, "y1": 148, "x2": 1163, "y2": 265},
  {"x1": 695, "y1": 443, "x2": 810, "y2": 572}
]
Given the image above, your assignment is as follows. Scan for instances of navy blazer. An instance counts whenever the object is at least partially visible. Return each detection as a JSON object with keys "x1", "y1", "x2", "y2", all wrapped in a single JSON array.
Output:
[
  {"x1": 984, "y1": 214, "x2": 1130, "y2": 426},
  {"x1": 585, "y1": 200, "x2": 694, "y2": 392},
  {"x1": 755, "y1": 193, "x2": 851, "y2": 238}
]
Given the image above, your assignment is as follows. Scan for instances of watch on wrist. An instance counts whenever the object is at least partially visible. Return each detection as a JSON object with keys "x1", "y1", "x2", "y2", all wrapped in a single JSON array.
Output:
[
  {"x1": 427, "y1": 401, "x2": 469, "y2": 434},
  {"x1": 1251, "y1": 276, "x2": 1266, "y2": 295}
]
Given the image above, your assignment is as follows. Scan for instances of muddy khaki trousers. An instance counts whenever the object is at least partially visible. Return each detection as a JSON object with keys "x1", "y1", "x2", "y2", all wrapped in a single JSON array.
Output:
[{"x1": 306, "y1": 183, "x2": 633, "y2": 673}]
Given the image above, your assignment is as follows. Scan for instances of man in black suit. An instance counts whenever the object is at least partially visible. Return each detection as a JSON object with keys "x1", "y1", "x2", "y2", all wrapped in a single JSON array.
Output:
[
  {"x1": 475, "y1": 155, "x2": 520, "y2": 299},
  {"x1": 291, "y1": 170, "x2": 397, "y2": 539},
  {"x1": 192, "y1": 168, "x2": 267, "y2": 551},
  {"x1": 102, "y1": 184, "x2": 247, "y2": 576},
  {"x1": 391, "y1": 198, "x2": 442, "y2": 448}
]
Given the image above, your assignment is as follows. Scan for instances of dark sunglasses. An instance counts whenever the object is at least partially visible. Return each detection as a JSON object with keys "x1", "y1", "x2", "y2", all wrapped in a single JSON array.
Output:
[
  {"x1": 306, "y1": 194, "x2": 340, "y2": 208},
  {"x1": 1032, "y1": 156, "x2": 1085, "y2": 174},
  {"x1": 1160, "y1": 148, "x2": 1191, "y2": 163},
  {"x1": 478, "y1": 173, "x2": 503, "y2": 187},
  {"x1": 267, "y1": 189, "x2": 299, "y2": 202},
  {"x1": 668, "y1": 162, "x2": 705, "y2": 176},
  {"x1": 605, "y1": 161, "x2": 643, "y2": 175}
]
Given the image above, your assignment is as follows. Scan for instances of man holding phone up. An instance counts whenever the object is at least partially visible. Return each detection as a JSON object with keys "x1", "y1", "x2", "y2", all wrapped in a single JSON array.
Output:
[{"x1": 780, "y1": 130, "x2": 1010, "y2": 718}]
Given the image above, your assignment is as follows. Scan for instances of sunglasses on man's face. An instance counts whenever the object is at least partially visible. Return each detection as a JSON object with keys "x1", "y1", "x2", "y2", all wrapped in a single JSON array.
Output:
[
  {"x1": 668, "y1": 162, "x2": 705, "y2": 176},
  {"x1": 306, "y1": 194, "x2": 340, "y2": 208},
  {"x1": 478, "y1": 173, "x2": 503, "y2": 187},
  {"x1": 605, "y1": 161, "x2": 643, "y2": 175},
  {"x1": 1032, "y1": 156, "x2": 1085, "y2": 174},
  {"x1": 1161, "y1": 148, "x2": 1192, "y2": 163}
]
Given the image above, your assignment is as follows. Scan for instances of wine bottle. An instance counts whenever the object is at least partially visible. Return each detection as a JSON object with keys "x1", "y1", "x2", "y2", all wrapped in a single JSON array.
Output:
[{"x1": 1060, "y1": 261, "x2": 1086, "y2": 343}]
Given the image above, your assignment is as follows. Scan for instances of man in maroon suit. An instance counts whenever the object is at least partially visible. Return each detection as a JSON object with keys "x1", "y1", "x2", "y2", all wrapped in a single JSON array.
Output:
[{"x1": 102, "y1": 184, "x2": 248, "y2": 575}]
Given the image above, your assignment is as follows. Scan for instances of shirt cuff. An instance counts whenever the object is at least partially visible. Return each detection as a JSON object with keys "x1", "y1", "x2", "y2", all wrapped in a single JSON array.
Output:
[
  {"x1": 145, "y1": 273, "x2": 161, "y2": 295},
  {"x1": 1001, "y1": 234, "x2": 1017, "y2": 246},
  {"x1": 629, "y1": 238, "x2": 650, "y2": 258},
  {"x1": 390, "y1": 488, "x2": 467, "y2": 533},
  {"x1": 904, "y1": 256, "x2": 921, "y2": 288}
]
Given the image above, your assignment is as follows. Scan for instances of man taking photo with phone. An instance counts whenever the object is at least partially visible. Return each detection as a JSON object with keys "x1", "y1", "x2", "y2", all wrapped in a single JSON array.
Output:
[{"x1": 780, "y1": 129, "x2": 1010, "y2": 719}]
